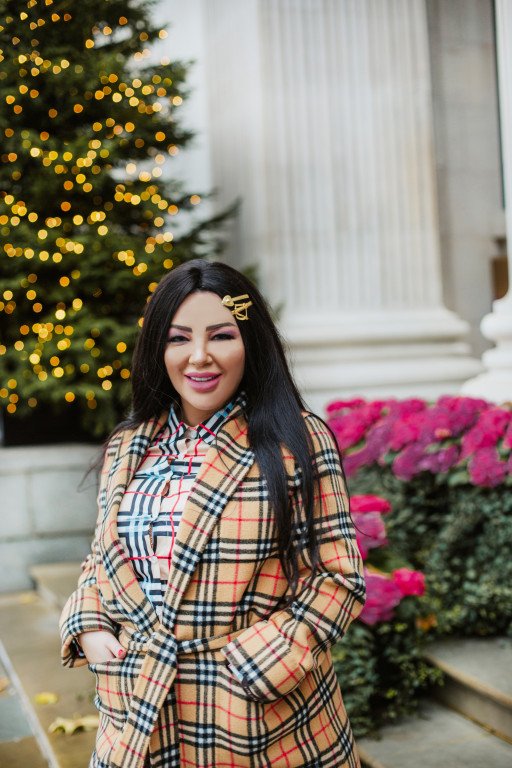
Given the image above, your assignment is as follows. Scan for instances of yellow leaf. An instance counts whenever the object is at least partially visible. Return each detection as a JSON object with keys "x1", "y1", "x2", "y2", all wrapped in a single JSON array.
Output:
[
  {"x1": 34, "y1": 691, "x2": 59, "y2": 705},
  {"x1": 48, "y1": 714, "x2": 99, "y2": 735},
  {"x1": 0, "y1": 676, "x2": 10, "y2": 693}
]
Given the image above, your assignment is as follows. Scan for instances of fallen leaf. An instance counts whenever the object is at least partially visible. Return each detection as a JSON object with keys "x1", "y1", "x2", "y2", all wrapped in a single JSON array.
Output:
[
  {"x1": 0, "y1": 676, "x2": 10, "y2": 693},
  {"x1": 19, "y1": 593, "x2": 37, "y2": 604},
  {"x1": 48, "y1": 714, "x2": 99, "y2": 735},
  {"x1": 34, "y1": 691, "x2": 59, "y2": 705}
]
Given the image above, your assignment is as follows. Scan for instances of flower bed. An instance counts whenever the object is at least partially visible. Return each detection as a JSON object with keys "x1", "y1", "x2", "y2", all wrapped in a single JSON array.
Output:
[
  {"x1": 329, "y1": 395, "x2": 512, "y2": 735},
  {"x1": 332, "y1": 492, "x2": 439, "y2": 735}
]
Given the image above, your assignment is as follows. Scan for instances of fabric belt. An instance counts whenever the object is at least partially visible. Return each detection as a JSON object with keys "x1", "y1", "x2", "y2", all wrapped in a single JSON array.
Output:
[{"x1": 109, "y1": 624, "x2": 247, "y2": 768}]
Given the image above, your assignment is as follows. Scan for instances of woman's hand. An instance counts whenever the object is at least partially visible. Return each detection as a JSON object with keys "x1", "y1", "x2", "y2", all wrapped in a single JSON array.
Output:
[{"x1": 77, "y1": 630, "x2": 126, "y2": 664}]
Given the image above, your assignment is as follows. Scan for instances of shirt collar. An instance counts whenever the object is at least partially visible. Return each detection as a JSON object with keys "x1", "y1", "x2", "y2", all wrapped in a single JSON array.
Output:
[{"x1": 166, "y1": 389, "x2": 247, "y2": 447}]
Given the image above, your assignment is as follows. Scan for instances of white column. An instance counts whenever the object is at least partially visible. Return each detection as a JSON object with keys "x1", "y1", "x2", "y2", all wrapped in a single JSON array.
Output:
[
  {"x1": 203, "y1": 0, "x2": 481, "y2": 414},
  {"x1": 462, "y1": 0, "x2": 512, "y2": 403}
]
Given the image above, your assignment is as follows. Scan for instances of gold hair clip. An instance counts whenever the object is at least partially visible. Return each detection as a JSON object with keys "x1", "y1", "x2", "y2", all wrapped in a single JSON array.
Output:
[{"x1": 221, "y1": 293, "x2": 253, "y2": 321}]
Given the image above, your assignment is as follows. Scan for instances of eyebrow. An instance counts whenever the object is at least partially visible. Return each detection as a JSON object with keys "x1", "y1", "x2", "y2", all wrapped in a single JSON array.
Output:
[{"x1": 169, "y1": 322, "x2": 237, "y2": 332}]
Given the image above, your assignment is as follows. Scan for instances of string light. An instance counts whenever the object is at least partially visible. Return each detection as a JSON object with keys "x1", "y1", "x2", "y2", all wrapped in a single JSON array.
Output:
[{"x1": 0, "y1": 3, "x2": 207, "y2": 429}]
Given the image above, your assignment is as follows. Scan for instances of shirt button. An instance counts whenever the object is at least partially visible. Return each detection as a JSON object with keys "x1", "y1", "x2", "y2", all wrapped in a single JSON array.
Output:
[{"x1": 151, "y1": 555, "x2": 158, "y2": 563}]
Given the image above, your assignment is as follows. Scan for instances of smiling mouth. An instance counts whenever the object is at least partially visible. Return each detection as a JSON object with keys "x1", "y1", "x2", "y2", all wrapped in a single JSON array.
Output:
[{"x1": 185, "y1": 374, "x2": 221, "y2": 382}]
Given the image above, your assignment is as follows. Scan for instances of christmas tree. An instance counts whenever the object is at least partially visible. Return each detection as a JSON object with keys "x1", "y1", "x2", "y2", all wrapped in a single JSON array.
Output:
[{"x1": 0, "y1": 0, "x2": 230, "y2": 440}]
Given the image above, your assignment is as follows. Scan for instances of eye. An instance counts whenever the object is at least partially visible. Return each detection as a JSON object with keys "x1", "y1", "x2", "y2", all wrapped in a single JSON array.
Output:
[
  {"x1": 212, "y1": 333, "x2": 235, "y2": 340},
  {"x1": 167, "y1": 335, "x2": 188, "y2": 343}
]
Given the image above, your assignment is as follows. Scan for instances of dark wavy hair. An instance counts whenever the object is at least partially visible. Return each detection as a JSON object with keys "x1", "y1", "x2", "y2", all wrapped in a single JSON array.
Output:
[{"x1": 113, "y1": 259, "x2": 344, "y2": 606}]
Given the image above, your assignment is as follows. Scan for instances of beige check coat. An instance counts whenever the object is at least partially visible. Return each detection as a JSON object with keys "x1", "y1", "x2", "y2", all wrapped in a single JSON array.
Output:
[{"x1": 59, "y1": 402, "x2": 366, "y2": 768}]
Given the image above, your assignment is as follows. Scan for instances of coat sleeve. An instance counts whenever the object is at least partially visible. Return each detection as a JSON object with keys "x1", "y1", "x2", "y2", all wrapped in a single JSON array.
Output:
[
  {"x1": 59, "y1": 435, "x2": 121, "y2": 668},
  {"x1": 220, "y1": 412, "x2": 366, "y2": 701}
]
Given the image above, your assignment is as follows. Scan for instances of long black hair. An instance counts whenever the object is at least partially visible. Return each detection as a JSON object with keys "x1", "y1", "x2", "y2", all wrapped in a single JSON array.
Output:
[{"x1": 112, "y1": 259, "x2": 342, "y2": 606}]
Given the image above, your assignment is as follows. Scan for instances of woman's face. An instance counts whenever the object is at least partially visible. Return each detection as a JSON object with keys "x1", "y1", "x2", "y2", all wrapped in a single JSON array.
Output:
[{"x1": 164, "y1": 291, "x2": 246, "y2": 426}]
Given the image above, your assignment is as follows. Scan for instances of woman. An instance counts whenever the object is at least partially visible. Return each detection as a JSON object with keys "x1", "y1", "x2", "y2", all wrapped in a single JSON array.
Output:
[{"x1": 59, "y1": 259, "x2": 366, "y2": 768}]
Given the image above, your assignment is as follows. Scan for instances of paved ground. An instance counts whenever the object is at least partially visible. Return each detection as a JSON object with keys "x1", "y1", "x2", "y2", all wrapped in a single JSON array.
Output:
[{"x1": 0, "y1": 655, "x2": 48, "y2": 767}]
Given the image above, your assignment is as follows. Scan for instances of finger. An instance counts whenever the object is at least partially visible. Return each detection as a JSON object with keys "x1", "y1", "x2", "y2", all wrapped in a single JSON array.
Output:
[{"x1": 106, "y1": 635, "x2": 126, "y2": 659}]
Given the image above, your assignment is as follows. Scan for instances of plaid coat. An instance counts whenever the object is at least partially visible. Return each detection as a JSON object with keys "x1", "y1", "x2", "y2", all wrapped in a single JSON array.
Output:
[{"x1": 60, "y1": 402, "x2": 366, "y2": 768}]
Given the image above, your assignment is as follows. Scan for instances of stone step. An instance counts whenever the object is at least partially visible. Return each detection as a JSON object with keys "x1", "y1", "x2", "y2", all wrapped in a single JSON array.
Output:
[
  {"x1": 358, "y1": 700, "x2": 512, "y2": 768},
  {"x1": 0, "y1": 652, "x2": 49, "y2": 768},
  {"x1": 423, "y1": 637, "x2": 512, "y2": 742},
  {"x1": 29, "y1": 562, "x2": 82, "y2": 612},
  {"x1": 0, "y1": 591, "x2": 96, "y2": 768}
]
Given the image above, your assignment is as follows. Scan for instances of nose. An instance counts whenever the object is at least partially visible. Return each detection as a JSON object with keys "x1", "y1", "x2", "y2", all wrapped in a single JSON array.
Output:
[{"x1": 188, "y1": 341, "x2": 212, "y2": 366}]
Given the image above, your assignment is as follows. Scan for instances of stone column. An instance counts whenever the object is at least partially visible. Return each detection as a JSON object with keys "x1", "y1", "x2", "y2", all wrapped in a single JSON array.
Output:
[
  {"x1": 462, "y1": 0, "x2": 512, "y2": 403},
  {"x1": 203, "y1": 0, "x2": 481, "y2": 414}
]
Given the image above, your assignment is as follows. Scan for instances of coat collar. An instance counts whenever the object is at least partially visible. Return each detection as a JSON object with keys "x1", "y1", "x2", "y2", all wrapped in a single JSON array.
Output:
[
  {"x1": 98, "y1": 399, "x2": 254, "y2": 632},
  {"x1": 165, "y1": 388, "x2": 248, "y2": 448}
]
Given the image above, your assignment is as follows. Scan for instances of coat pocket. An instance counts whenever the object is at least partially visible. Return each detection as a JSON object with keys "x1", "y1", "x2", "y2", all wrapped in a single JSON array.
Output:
[
  {"x1": 220, "y1": 619, "x2": 308, "y2": 702},
  {"x1": 88, "y1": 652, "x2": 143, "y2": 730},
  {"x1": 175, "y1": 649, "x2": 264, "y2": 760}
]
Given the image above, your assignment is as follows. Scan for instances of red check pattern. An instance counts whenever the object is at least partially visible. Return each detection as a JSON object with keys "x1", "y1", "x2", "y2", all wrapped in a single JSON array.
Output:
[{"x1": 59, "y1": 405, "x2": 365, "y2": 768}]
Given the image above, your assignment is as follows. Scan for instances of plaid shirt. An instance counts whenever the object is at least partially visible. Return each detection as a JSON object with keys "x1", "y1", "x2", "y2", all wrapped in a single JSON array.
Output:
[{"x1": 117, "y1": 390, "x2": 248, "y2": 618}]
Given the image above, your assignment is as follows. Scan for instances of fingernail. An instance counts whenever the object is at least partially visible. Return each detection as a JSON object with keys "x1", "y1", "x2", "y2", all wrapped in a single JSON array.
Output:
[{"x1": 117, "y1": 649, "x2": 126, "y2": 658}]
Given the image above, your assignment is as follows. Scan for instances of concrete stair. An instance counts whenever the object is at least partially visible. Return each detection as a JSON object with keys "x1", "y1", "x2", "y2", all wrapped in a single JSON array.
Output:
[
  {"x1": 423, "y1": 637, "x2": 512, "y2": 743},
  {"x1": 359, "y1": 637, "x2": 512, "y2": 768},
  {"x1": 359, "y1": 700, "x2": 512, "y2": 768},
  {"x1": 0, "y1": 565, "x2": 96, "y2": 768},
  {"x1": 29, "y1": 562, "x2": 82, "y2": 611},
  {"x1": 1, "y1": 563, "x2": 512, "y2": 767}
]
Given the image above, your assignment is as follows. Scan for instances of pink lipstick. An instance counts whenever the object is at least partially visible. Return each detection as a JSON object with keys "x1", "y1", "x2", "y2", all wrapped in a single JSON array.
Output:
[{"x1": 185, "y1": 373, "x2": 221, "y2": 392}]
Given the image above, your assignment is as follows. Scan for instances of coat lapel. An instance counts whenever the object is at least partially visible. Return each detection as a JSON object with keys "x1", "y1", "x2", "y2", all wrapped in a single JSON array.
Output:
[
  {"x1": 99, "y1": 404, "x2": 255, "y2": 631},
  {"x1": 160, "y1": 405, "x2": 255, "y2": 627},
  {"x1": 109, "y1": 405, "x2": 256, "y2": 768}
]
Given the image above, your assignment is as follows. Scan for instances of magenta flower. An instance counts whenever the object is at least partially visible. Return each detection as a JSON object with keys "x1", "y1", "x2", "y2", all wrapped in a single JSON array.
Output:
[
  {"x1": 330, "y1": 401, "x2": 387, "y2": 451},
  {"x1": 417, "y1": 445, "x2": 460, "y2": 474},
  {"x1": 326, "y1": 398, "x2": 366, "y2": 414},
  {"x1": 353, "y1": 511, "x2": 388, "y2": 560},
  {"x1": 351, "y1": 495, "x2": 392, "y2": 514},
  {"x1": 393, "y1": 398, "x2": 428, "y2": 417},
  {"x1": 330, "y1": 412, "x2": 369, "y2": 450},
  {"x1": 467, "y1": 447, "x2": 508, "y2": 487},
  {"x1": 461, "y1": 409, "x2": 512, "y2": 459},
  {"x1": 326, "y1": 393, "x2": 510, "y2": 485},
  {"x1": 344, "y1": 445, "x2": 376, "y2": 477},
  {"x1": 392, "y1": 443, "x2": 427, "y2": 480},
  {"x1": 359, "y1": 570, "x2": 403, "y2": 625},
  {"x1": 389, "y1": 416, "x2": 424, "y2": 451},
  {"x1": 392, "y1": 568, "x2": 426, "y2": 597},
  {"x1": 503, "y1": 421, "x2": 512, "y2": 449}
]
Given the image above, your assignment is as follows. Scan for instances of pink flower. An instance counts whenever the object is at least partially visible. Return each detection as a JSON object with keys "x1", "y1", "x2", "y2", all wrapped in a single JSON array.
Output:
[
  {"x1": 417, "y1": 445, "x2": 460, "y2": 474},
  {"x1": 326, "y1": 398, "x2": 366, "y2": 414},
  {"x1": 436, "y1": 395, "x2": 489, "y2": 416},
  {"x1": 351, "y1": 495, "x2": 392, "y2": 514},
  {"x1": 394, "y1": 398, "x2": 428, "y2": 417},
  {"x1": 344, "y1": 445, "x2": 375, "y2": 477},
  {"x1": 353, "y1": 512, "x2": 388, "y2": 560},
  {"x1": 502, "y1": 420, "x2": 512, "y2": 449},
  {"x1": 329, "y1": 402, "x2": 387, "y2": 451},
  {"x1": 467, "y1": 447, "x2": 508, "y2": 487},
  {"x1": 389, "y1": 417, "x2": 423, "y2": 451},
  {"x1": 392, "y1": 568, "x2": 426, "y2": 597},
  {"x1": 461, "y1": 409, "x2": 512, "y2": 459},
  {"x1": 359, "y1": 570, "x2": 403, "y2": 625},
  {"x1": 392, "y1": 443, "x2": 426, "y2": 480},
  {"x1": 330, "y1": 413, "x2": 368, "y2": 450}
]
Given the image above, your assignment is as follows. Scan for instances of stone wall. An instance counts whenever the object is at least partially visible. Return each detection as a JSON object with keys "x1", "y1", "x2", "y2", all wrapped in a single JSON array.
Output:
[{"x1": 0, "y1": 444, "x2": 99, "y2": 592}]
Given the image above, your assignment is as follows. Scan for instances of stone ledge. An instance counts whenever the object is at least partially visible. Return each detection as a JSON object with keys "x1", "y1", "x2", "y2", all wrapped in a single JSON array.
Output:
[{"x1": 0, "y1": 443, "x2": 99, "y2": 473}]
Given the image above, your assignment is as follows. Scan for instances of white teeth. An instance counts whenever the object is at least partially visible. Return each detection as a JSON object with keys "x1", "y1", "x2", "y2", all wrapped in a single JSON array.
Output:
[{"x1": 188, "y1": 375, "x2": 217, "y2": 382}]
